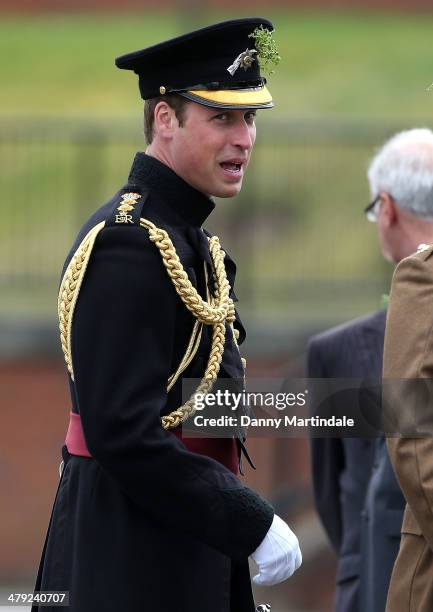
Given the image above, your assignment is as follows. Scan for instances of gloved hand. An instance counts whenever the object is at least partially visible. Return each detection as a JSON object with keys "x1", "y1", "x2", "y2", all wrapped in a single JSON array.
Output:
[{"x1": 250, "y1": 514, "x2": 302, "y2": 586}]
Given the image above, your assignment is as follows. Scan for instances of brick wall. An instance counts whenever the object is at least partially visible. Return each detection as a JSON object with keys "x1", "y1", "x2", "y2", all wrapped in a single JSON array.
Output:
[{"x1": 0, "y1": 360, "x2": 69, "y2": 582}]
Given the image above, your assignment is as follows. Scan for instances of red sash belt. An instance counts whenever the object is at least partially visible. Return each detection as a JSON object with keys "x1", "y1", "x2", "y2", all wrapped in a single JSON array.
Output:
[
  {"x1": 66, "y1": 412, "x2": 92, "y2": 457},
  {"x1": 65, "y1": 412, "x2": 238, "y2": 474}
]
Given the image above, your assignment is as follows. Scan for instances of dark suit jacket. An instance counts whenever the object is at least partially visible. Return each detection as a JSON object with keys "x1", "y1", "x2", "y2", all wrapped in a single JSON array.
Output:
[
  {"x1": 308, "y1": 309, "x2": 405, "y2": 612},
  {"x1": 361, "y1": 436, "x2": 406, "y2": 612}
]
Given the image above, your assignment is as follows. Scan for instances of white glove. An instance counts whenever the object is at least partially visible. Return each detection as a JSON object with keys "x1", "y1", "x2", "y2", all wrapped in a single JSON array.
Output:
[{"x1": 250, "y1": 514, "x2": 302, "y2": 586}]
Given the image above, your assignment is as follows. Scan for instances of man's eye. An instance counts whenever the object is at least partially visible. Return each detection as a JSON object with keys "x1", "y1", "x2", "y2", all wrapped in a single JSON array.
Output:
[
  {"x1": 245, "y1": 112, "x2": 256, "y2": 123},
  {"x1": 214, "y1": 113, "x2": 228, "y2": 121}
]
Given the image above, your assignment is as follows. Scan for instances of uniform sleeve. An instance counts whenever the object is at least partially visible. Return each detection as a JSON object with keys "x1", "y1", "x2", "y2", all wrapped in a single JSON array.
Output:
[
  {"x1": 384, "y1": 253, "x2": 433, "y2": 549},
  {"x1": 71, "y1": 225, "x2": 273, "y2": 560},
  {"x1": 307, "y1": 338, "x2": 344, "y2": 553}
]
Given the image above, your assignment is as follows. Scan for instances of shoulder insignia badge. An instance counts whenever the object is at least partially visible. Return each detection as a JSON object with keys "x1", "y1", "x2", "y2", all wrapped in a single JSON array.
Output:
[
  {"x1": 416, "y1": 243, "x2": 431, "y2": 254},
  {"x1": 115, "y1": 192, "x2": 141, "y2": 224}
]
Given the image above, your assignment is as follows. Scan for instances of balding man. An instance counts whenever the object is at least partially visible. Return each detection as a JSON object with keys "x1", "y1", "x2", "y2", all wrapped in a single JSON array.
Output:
[
  {"x1": 310, "y1": 128, "x2": 433, "y2": 612},
  {"x1": 377, "y1": 128, "x2": 433, "y2": 611}
]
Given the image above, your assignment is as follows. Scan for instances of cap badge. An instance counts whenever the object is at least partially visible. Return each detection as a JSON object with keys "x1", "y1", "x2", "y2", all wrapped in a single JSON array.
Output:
[
  {"x1": 227, "y1": 48, "x2": 257, "y2": 76},
  {"x1": 116, "y1": 192, "x2": 141, "y2": 224}
]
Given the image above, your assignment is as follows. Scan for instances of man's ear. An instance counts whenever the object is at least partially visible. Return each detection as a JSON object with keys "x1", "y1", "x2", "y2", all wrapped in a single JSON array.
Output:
[
  {"x1": 381, "y1": 192, "x2": 397, "y2": 227},
  {"x1": 153, "y1": 101, "x2": 178, "y2": 140}
]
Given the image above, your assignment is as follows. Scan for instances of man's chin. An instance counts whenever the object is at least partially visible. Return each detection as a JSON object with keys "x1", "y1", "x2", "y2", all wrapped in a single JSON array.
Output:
[{"x1": 212, "y1": 182, "x2": 243, "y2": 199}]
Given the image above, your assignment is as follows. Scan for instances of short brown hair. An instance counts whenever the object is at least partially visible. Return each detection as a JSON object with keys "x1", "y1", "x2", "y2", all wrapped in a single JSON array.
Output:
[{"x1": 143, "y1": 94, "x2": 189, "y2": 145}]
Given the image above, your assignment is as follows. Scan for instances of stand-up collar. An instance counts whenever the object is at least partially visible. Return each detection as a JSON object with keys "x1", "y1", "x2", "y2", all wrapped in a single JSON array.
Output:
[{"x1": 127, "y1": 152, "x2": 215, "y2": 227}]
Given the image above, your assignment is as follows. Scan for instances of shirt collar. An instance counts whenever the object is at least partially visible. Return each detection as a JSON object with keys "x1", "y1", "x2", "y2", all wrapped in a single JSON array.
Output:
[{"x1": 127, "y1": 152, "x2": 215, "y2": 227}]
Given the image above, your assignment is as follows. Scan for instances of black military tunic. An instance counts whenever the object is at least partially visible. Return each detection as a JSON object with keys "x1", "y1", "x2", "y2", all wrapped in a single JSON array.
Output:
[{"x1": 32, "y1": 153, "x2": 274, "y2": 612}]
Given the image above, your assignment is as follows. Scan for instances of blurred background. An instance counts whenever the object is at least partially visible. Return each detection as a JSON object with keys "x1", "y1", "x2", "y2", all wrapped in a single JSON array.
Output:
[{"x1": 1, "y1": 0, "x2": 432, "y2": 610}]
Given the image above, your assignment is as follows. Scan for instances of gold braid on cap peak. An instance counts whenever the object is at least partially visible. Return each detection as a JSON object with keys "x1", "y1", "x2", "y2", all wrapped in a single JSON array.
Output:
[{"x1": 58, "y1": 218, "x2": 239, "y2": 430}]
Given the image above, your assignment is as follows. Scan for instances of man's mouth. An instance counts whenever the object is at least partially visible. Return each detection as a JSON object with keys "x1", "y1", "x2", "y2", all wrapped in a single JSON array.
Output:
[
  {"x1": 220, "y1": 161, "x2": 243, "y2": 173},
  {"x1": 219, "y1": 159, "x2": 246, "y2": 179}
]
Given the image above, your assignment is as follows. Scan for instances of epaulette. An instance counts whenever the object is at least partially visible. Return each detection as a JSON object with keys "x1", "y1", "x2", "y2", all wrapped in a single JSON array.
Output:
[
  {"x1": 409, "y1": 243, "x2": 433, "y2": 261},
  {"x1": 105, "y1": 186, "x2": 149, "y2": 227},
  {"x1": 59, "y1": 186, "x2": 149, "y2": 383}
]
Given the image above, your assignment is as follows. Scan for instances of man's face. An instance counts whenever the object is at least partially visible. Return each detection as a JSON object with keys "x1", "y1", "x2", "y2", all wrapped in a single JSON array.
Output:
[{"x1": 169, "y1": 102, "x2": 257, "y2": 198}]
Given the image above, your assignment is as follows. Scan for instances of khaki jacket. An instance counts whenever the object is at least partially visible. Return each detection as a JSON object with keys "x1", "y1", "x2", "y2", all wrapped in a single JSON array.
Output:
[{"x1": 384, "y1": 244, "x2": 433, "y2": 612}]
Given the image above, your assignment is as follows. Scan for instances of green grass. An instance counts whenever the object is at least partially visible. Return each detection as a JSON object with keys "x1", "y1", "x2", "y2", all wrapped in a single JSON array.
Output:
[
  {"x1": 1, "y1": 10, "x2": 430, "y2": 328},
  {"x1": 1, "y1": 10, "x2": 433, "y2": 119}
]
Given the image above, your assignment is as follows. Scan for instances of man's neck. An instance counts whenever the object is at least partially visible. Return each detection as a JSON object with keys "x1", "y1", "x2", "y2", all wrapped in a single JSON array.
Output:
[
  {"x1": 145, "y1": 144, "x2": 173, "y2": 173},
  {"x1": 399, "y1": 225, "x2": 433, "y2": 260}
]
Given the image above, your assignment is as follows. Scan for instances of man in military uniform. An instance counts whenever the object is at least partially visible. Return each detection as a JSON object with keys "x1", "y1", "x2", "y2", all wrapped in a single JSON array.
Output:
[
  {"x1": 32, "y1": 18, "x2": 301, "y2": 612},
  {"x1": 381, "y1": 128, "x2": 433, "y2": 611}
]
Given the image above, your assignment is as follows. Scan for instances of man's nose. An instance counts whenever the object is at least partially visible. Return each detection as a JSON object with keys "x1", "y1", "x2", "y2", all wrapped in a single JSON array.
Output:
[{"x1": 231, "y1": 121, "x2": 254, "y2": 150}]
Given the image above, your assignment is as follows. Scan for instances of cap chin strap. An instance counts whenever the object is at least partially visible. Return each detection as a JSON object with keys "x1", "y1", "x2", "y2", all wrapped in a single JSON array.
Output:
[{"x1": 157, "y1": 77, "x2": 267, "y2": 95}]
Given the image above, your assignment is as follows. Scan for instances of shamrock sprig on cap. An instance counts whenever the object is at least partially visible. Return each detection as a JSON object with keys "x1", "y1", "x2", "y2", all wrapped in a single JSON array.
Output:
[{"x1": 249, "y1": 25, "x2": 281, "y2": 75}]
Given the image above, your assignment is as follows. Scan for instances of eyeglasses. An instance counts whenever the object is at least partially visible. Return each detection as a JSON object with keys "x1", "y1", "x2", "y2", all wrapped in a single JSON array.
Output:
[{"x1": 364, "y1": 194, "x2": 381, "y2": 222}]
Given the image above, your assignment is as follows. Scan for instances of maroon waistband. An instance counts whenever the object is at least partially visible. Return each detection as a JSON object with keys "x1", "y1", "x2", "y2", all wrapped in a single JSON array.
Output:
[
  {"x1": 65, "y1": 411, "x2": 238, "y2": 474},
  {"x1": 65, "y1": 412, "x2": 92, "y2": 458}
]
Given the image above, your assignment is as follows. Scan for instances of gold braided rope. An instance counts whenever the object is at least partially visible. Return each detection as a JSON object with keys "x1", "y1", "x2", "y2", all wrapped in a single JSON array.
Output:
[
  {"x1": 140, "y1": 219, "x2": 231, "y2": 324},
  {"x1": 58, "y1": 221, "x2": 105, "y2": 381},
  {"x1": 161, "y1": 321, "x2": 227, "y2": 430},
  {"x1": 162, "y1": 263, "x2": 235, "y2": 430},
  {"x1": 58, "y1": 217, "x2": 237, "y2": 430},
  {"x1": 167, "y1": 318, "x2": 203, "y2": 392},
  {"x1": 139, "y1": 220, "x2": 235, "y2": 429}
]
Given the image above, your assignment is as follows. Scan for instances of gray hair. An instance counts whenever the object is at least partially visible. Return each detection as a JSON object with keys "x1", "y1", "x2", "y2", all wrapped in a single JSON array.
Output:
[{"x1": 367, "y1": 128, "x2": 433, "y2": 219}]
